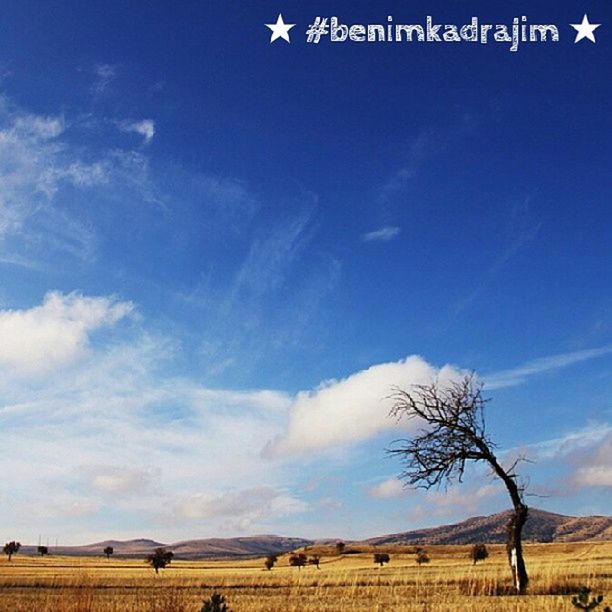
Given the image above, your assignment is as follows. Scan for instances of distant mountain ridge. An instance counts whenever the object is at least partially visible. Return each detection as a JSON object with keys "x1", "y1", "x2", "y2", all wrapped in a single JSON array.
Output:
[
  {"x1": 365, "y1": 509, "x2": 612, "y2": 546},
  {"x1": 20, "y1": 509, "x2": 610, "y2": 559}
]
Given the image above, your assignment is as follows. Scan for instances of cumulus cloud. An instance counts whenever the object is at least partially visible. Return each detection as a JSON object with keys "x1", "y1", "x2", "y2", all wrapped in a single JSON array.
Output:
[
  {"x1": 119, "y1": 119, "x2": 155, "y2": 143},
  {"x1": 362, "y1": 226, "x2": 401, "y2": 242},
  {"x1": 368, "y1": 478, "x2": 406, "y2": 499},
  {"x1": 264, "y1": 356, "x2": 465, "y2": 458},
  {"x1": 0, "y1": 291, "x2": 133, "y2": 373}
]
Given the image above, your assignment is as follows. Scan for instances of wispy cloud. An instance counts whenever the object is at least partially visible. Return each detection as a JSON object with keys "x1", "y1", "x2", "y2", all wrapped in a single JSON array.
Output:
[
  {"x1": 0, "y1": 93, "x2": 162, "y2": 267},
  {"x1": 449, "y1": 198, "x2": 540, "y2": 322},
  {"x1": 362, "y1": 226, "x2": 401, "y2": 243},
  {"x1": 485, "y1": 346, "x2": 612, "y2": 389},
  {"x1": 90, "y1": 63, "x2": 116, "y2": 96},
  {"x1": 119, "y1": 119, "x2": 155, "y2": 144}
]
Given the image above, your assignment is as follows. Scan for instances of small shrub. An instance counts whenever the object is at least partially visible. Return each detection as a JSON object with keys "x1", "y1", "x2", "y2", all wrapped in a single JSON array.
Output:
[
  {"x1": 416, "y1": 549, "x2": 429, "y2": 566},
  {"x1": 201, "y1": 592, "x2": 230, "y2": 612},
  {"x1": 571, "y1": 586, "x2": 611, "y2": 611},
  {"x1": 470, "y1": 543, "x2": 489, "y2": 565}
]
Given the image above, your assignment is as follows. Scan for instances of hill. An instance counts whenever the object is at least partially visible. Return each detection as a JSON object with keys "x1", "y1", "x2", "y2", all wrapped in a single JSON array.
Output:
[
  {"x1": 19, "y1": 508, "x2": 610, "y2": 559},
  {"x1": 21, "y1": 535, "x2": 313, "y2": 559},
  {"x1": 365, "y1": 508, "x2": 612, "y2": 546}
]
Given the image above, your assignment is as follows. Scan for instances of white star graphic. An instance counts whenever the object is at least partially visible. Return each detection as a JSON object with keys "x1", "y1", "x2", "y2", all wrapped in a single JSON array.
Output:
[
  {"x1": 265, "y1": 14, "x2": 295, "y2": 44},
  {"x1": 571, "y1": 14, "x2": 601, "y2": 43}
]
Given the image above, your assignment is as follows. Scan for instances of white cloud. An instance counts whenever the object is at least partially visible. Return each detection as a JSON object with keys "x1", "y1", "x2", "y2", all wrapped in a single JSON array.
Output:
[
  {"x1": 0, "y1": 291, "x2": 133, "y2": 374},
  {"x1": 264, "y1": 356, "x2": 465, "y2": 458},
  {"x1": 574, "y1": 466, "x2": 612, "y2": 487},
  {"x1": 368, "y1": 478, "x2": 406, "y2": 499},
  {"x1": 12, "y1": 114, "x2": 64, "y2": 139},
  {"x1": 423, "y1": 483, "x2": 503, "y2": 517},
  {"x1": 119, "y1": 119, "x2": 155, "y2": 143},
  {"x1": 319, "y1": 496, "x2": 343, "y2": 510},
  {"x1": 569, "y1": 432, "x2": 612, "y2": 488},
  {"x1": 174, "y1": 487, "x2": 308, "y2": 526},
  {"x1": 362, "y1": 226, "x2": 401, "y2": 242},
  {"x1": 87, "y1": 466, "x2": 157, "y2": 495}
]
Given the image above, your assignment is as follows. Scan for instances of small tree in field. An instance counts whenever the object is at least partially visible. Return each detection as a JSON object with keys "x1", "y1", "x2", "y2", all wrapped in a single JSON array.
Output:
[
  {"x1": 146, "y1": 548, "x2": 173, "y2": 574},
  {"x1": 388, "y1": 375, "x2": 529, "y2": 594},
  {"x1": 335, "y1": 541, "x2": 346, "y2": 555},
  {"x1": 37, "y1": 545, "x2": 49, "y2": 556},
  {"x1": 374, "y1": 552, "x2": 390, "y2": 567},
  {"x1": 416, "y1": 549, "x2": 430, "y2": 566},
  {"x1": 308, "y1": 555, "x2": 321, "y2": 569},
  {"x1": 289, "y1": 553, "x2": 307, "y2": 570},
  {"x1": 3, "y1": 541, "x2": 20, "y2": 561},
  {"x1": 103, "y1": 546, "x2": 114, "y2": 559},
  {"x1": 471, "y1": 544, "x2": 489, "y2": 565},
  {"x1": 264, "y1": 554, "x2": 278, "y2": 570}
]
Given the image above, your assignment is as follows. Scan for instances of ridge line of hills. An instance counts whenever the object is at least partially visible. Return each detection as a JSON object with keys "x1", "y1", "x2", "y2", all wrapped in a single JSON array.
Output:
[{"x1": 20, "y1": 508, "x2": 611, "y2": 560}]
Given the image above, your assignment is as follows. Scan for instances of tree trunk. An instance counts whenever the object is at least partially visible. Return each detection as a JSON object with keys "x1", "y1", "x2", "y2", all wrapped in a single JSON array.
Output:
[{"x1": 506, "y1": 504, "x2": 529, "y2": 595}]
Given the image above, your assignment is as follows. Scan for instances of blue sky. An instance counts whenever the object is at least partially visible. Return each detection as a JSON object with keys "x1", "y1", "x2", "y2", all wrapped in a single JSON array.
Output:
[{"x1": 0, "y1": 0, "x2": 610, "y2": 545}]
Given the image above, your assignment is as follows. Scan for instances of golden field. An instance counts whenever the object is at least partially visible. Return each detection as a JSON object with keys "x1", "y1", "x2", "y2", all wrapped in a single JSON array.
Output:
[{"x1": 0, "y1": 542, "x2": 610, "y2": 611}]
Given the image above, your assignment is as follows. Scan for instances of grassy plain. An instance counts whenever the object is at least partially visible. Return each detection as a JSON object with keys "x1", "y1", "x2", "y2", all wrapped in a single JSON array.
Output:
[{"x1": 0, "y1": 541, "x2": 609, "y2": 611}]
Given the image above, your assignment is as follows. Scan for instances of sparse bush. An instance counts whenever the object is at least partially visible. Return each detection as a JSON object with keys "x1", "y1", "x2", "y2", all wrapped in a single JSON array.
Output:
[
  {"x1": 308, "y1": 555, "x2": 321, "y2": 569},
  {"x1": 335, "y1": 541, "x2": 346, "y2": 554},
  {"x1": 3, "y1": 541, "x2": 20, "y2": 561},
  {"x1": 571, "y1": 586, "x2": 611, "y2": 611},
  {"x1": 470, "y1": 543, "x2": 489, "y2": 565},
  {"x1": 374, "y1": 552, "x2": 390, "y2": 566},
  {"x1": 201, "y1": 592, "x2": 230, "y2": 612},
  {"x1": 416, "y1": 549, "x2": 429, "y2": 566}
]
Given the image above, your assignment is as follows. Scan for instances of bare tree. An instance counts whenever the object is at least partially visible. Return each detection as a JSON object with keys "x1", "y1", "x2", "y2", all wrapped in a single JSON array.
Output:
[{"x1": 388, "y1": 375, "x2": 529, "y2": 594}]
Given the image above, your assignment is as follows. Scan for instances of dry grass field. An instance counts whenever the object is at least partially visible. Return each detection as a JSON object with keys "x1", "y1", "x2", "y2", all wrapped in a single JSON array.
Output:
[{"x1": 0, "y1": 542, "x2": 609, "y2": 611}]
